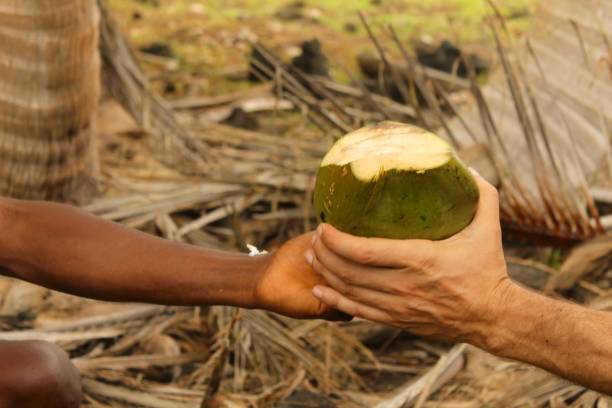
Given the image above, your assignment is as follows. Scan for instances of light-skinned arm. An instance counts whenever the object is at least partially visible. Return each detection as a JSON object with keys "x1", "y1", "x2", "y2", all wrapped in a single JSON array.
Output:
[{"x1": 307, "y1": 174, "x2": 612, "y2": 395}]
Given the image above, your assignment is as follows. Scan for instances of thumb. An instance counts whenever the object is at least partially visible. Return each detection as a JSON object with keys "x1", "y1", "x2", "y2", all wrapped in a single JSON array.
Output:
[{"x1": 450, "y1": 169, "x2": 501, "y2": 239}]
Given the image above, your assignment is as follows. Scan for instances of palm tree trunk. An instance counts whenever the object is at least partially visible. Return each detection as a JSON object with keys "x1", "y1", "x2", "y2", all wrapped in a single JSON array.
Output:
[{"x1": 0, "y1": 0, "x2": 100, "y2": 202}]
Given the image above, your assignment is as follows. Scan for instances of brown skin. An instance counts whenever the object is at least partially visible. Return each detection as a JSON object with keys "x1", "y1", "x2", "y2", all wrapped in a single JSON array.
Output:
[
  {"x1": 0, "y1": 197, "x2": 343, "y2": 406},
  {"x1": 309, "y1": 174, "x2": 612, "y2": 396},
  {"x1": 0, "y1": 198, "x2": 339, "y2": 319},
  {"x1": 0, "y1": 341, "x2": 81, "y2": 408}
]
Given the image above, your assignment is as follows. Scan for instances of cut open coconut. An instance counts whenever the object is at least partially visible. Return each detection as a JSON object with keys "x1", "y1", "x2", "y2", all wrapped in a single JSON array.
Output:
[{"x1": 314, "y1": 121, "x2": 479, "y2": 240}]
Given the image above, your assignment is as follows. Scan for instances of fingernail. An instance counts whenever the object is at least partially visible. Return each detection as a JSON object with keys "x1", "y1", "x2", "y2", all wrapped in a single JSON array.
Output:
[
  {"x1": 312, "y1": 232, "x2": 317, "y2": 245},
  {"x1": 317, "y1": 224, "x2": 324, "y2": 237},
  {"x1": 312, "y1": 286, "x2": 323, "y2": 299},
  {"x1": 304, "y1": 250, "x2": 314, "y2": 265},
  {"x1": 469, "y1": 167, "x2": 480, "y2": 177}
]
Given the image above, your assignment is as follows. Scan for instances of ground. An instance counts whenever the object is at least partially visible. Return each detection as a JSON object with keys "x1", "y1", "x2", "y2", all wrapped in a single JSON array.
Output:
[{"x1": 107, "y1": 0, "x2": 536, "y2": 96}]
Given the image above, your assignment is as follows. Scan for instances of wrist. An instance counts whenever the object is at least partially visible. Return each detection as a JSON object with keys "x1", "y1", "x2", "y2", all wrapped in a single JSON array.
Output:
[
  {"x1": 246, "y1": 252, "x2": 273, "y2": 310},
  {"x1": 466, "y1": 278, "x2": 529, "y2": 354},
  {"x1": 183, "y1": 250, "x2": 272, "y2": 309}
]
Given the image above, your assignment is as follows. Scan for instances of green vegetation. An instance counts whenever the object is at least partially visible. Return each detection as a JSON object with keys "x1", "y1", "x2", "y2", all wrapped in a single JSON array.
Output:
[{"x1": 108, "y1": 0, "x2": 537, "y2": 95}]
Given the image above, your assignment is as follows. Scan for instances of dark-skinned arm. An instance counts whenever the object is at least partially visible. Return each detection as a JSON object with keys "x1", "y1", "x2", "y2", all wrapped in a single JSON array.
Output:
[{"x1": 0, "y1": 197, "x2": 337, "y2": 320}]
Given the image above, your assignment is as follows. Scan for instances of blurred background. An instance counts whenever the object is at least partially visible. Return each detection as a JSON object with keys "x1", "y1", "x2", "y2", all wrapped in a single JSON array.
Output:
[
  {"x1": 0, "y1": 0, "x2": 611, "y2": 407},
  {"x1": 106, "y1": 0, "x2": 534, "y2": 96}
]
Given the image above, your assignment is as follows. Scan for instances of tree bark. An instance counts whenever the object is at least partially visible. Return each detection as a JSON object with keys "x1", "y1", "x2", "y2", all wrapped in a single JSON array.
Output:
[{"x1": 0, "y1": 0, "x2": 100, "y2": 202}]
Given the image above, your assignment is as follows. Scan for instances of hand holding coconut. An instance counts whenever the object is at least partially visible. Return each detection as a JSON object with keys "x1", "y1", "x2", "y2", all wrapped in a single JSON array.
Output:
[
  {"x1": 307, "y1": 121, "x2": 507, "y2": 341},
  {"x1": 308, "y1": 173, "x2": 510, "y2": 343},
  {"x1": 308, "y1": 122, "x2": 612, "y2": 396}
]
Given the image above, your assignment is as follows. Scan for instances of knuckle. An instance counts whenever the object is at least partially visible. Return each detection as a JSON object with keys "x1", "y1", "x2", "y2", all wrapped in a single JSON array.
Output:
[
  {"x1": 398, "y1": 301, "x2": 414, "y2": 316},
  {"x1": 388, "y1": 283, "x2": 403, "y2": 297},
  {"x1": 342, "y1": 283, "x2": 354, "y2": 297},
  {"x1": 404, "y1": 242, "x2": 439, "y2": 270},
  {"x1": 321, "y1": 228, "x2": 340, "y2": 250},
  {"x1": 418, "y1": 254, "x2": 437, "y2": 271},
  {"x1": 389, "y1": 280, "x2": 410, "y2": 296},
  {"x1": 357, "y1": 245, "x2": 377, "y2": 265},
  {"x1": 351, "y1": 303, "x2": 364, "y2": 318},
  {"x1": 389, "y1": 308, "x2": 405, "y2": 322},
  {"x1": 404, "y1": 247, "x2": 436, "y2": 271},
  {"x1": 338, "y1": 267, "x2": 356, "y2": 282},
  {"x1": 335, "y1": 280, "x2": 349, "y2": 296},
  {"x1": 422, "y1": 243, "x2": 438, "y2": 264}
]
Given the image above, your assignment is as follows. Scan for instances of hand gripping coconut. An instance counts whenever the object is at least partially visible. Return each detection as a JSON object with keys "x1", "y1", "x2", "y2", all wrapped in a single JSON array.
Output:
[{"x1": 314, "y1": 122, "x2": 480, "y2": 240}]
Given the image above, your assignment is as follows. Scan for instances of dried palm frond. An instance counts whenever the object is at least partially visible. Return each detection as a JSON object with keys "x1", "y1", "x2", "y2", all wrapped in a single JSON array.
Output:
[
  {"x1": 546, "y1": 233, "x2": 612, "y2": 291},
  {"x1": 97, "y1": 0, "x2": 217, "y2": 178},
  {"x1": 353, "y1": 0, "x2": 610, "y2": 244}
]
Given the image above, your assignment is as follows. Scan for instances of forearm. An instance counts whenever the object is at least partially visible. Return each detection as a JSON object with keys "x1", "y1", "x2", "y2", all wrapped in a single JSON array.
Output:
[
  {"x1": 473, "y1": 282, "x2": 612, "y2": 394},
  {"x1": 0, "y1": 198, "x2": 267, "y2": 307}
]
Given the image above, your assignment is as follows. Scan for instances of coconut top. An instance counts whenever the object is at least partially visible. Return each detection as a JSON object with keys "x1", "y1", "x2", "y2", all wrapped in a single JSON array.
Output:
[{"x1": 321, "y1": 122, "x2": 452, "y2": 182}]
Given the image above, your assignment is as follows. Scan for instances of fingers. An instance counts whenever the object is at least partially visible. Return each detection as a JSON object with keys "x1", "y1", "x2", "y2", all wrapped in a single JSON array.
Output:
[
  {"x1": 471, "y1": 173, "x2": 500, "y2": 226},
  {"x1": 312, "y1": 285, "x2": 391, "y2": 323},
  {"x1": 316, "y1": 223, "x2": 432, "y2": 268},
  {"x1": 448, "y1": 171, "x2": 501, "y2": 241},
  {"x1": 311, "y1": 254, "x2": 400, "y2": 305},
  {"x1": 311, "y1": 234, "x2": 395, "y2": 290}
]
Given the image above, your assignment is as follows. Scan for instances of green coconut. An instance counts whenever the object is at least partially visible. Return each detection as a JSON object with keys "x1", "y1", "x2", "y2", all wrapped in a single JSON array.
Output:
[{"x1": 314, "y1": 121, "x2": 479, "y2": 240}]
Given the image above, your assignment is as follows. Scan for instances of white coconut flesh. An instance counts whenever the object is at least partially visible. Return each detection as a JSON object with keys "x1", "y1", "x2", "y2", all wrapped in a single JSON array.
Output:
[{"x1": 321, "y1": 123, "x2": 453, "y2": 182}]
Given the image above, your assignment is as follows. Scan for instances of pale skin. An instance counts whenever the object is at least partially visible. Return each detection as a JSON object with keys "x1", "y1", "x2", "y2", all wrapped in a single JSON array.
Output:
[
  {"x1": 0, "y1": 197, "x2": 342, "y2": 407},
  {"x1": 307, "y1": 173, "x2": 612, "y2": 396}
]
